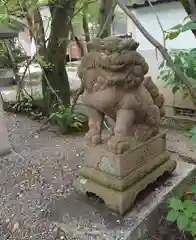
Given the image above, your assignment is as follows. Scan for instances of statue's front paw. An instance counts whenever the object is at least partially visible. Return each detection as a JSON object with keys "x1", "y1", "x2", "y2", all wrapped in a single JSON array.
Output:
[
  {"x1": 134, "y1": 125, "x2": 158, "y2": 141},
  {"x1": 85, "y1": 131, "x2": 101, "y2": 145},
  {"x1": 107, "y1": 134, "x2": 129, "y2": 155}
]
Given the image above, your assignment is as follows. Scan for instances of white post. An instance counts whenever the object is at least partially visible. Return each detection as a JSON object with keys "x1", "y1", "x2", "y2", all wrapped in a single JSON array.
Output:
[{"x1": 0, "y1": 93, "x2": 11, "y2": 156}]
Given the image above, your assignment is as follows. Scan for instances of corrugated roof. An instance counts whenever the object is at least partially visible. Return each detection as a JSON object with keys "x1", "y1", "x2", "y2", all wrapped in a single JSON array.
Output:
[
  {"x1": 0, "y1": 26, "x2": 18, "y2": 39},
  {"x1": 127, "y1": 0, "x2": 179, "y2": 8}
]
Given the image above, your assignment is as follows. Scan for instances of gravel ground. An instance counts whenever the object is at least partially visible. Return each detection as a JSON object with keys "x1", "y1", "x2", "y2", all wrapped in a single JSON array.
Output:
[
  {"x1": 1, "y1": 112, "x2": 196, "y2": 239},
  {"x1": 1, "y1": 112, "x2": 85, "y2": 239}
]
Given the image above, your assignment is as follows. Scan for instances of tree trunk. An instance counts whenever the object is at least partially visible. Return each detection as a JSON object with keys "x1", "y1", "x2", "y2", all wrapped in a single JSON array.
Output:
[
  {"x1": 99, "y1": 0, "x2": 114, "y2": 38},
  {"x1": 82, "y1": 1, "x2": 91, "y2": 52},
  {"x1": 24, "y1": 6, "x2": 46, "y2": 56},
  {"x1": 42, "y1": 0, "x2": 77, "y2": 114},
  {"x1": 180, "y1": 0, "x2": 196, "y2": 37}
]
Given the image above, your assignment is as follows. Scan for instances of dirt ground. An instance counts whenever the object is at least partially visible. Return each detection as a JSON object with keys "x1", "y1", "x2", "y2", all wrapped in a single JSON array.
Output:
[{"x1": 1, "y1": 112, "x2": 196, "y2": 239}]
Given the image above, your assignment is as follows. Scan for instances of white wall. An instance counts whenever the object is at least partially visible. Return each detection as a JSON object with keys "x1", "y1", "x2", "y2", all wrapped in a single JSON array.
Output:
[
  {"x1": 40, "y1": 6, "x2": 51, "y2": 43},
  {"x1": 128, "y1": 2, "x2": 196, "y2": 50},
  {"x1": 127, "y1": 2, "x2": 196, "y2": 82},
  {"x1": 18, "y1": 27, "x2": 32, "y2": 56},
  {"x1": 126, "y1": 2, "x2": 196, "y2": 110}
]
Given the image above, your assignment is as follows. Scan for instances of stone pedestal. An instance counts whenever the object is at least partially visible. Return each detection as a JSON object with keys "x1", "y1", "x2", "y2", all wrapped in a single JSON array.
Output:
[
  {"x1": 0, "y1": 93, "x2": 11, "y2": 156},
  {"x1": 74, "y1": 131, "x2": 177, "y2": 215}
]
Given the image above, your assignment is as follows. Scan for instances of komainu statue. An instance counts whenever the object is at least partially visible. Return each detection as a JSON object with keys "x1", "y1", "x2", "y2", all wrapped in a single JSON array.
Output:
[{"x1": 78, "y1": 36, "x2": 165, "y2": 155}]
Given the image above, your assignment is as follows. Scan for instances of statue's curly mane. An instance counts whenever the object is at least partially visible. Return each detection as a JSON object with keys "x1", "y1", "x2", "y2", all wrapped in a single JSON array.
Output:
[{"x1": 78, "y1": 36, "x2": 149, "y2": 91}]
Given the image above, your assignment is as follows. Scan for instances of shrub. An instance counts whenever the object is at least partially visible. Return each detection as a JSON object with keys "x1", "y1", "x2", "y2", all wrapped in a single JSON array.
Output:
[
  {"x1": 158, "y1": 48, "x2": 196, "y2": 97},
  {"x1": 167, "y1": 185, "x2": 196, "y2": 239}
]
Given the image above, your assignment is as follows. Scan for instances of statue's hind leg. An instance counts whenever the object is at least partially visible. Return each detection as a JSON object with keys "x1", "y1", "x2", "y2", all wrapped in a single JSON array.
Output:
[
  {"x1": 146, "y1": 104, "x2": 160, "y2": 135},
  {"x1": 85, "y1": 108, "x2": 104, "y2": 145},
  {"x1": 135, "y1": 105, "x2": 160, "y2": 141},
  {"x1": 108, "y1": 109, "x2": 135, "y2": 155}
]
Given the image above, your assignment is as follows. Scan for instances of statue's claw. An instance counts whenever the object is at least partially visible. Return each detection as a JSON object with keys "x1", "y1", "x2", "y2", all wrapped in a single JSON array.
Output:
[
  {"x1": 107, "y1": 134, "x2": 129, "y2": 155},
  {"x1": 85, "y1": 131, "x2": 101, "y2": 145}
]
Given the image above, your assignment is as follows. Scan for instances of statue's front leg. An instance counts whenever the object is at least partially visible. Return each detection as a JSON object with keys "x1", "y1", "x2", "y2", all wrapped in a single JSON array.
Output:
[
  {"x1": 85, "y1": 108, "x2": 104, "y2": 146},
  {"x1": 108, "y1": 109, "x2": 135, "y2": 155}
]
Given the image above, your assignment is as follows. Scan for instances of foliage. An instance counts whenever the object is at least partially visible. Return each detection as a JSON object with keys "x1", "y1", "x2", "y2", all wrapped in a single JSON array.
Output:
[
  {"x1": 50, "y1": 105, "x2": 87, "y2": 133},
  {"x1": 5, "y1": 95, "x2": 44, "y2": 119},
  {"x1": 158, "y1": 48, "x2": 196, "y2": 96},
  {"x1": 0, "y1": 39, "x2": 27, "y2": 68},
  {"x1": 190, "y1": 127, "x2": 196, "y2": 142},
  {"x1": 167, "y1": 185, "x2": 196, "y2": 239},
  {"x1": 5, "y1": 94, "x2": 87, "y2": 133},
  {"x1": 162, "y1": 16, "x2": 196, "y2": 96},
  {"x1": 165, "y1": 16, "x2": 196, "y2": 40},
  {"x1": 0, "y1": 13, "x2": 26, "y2": 30}
]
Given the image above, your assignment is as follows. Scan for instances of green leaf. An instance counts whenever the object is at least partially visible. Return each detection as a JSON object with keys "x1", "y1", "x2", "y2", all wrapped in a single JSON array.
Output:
[
  {"x1": 172, "y1": 85, "x2": 179, "y2": 94},
  {"x1": 190, "y1": 127, "x2": 196, "y2": 135},
  {"x1": 182, "y1": 21, "x2": 196, "y2": 32},
  {"x1": 128, "y1": 0, "x2": 136, "y2": 3},
  {"x1": 169, "y1": 24, "x2": 183, "y2": 31},
  {"x1": 190, "y1": 222, "x2": 196, "y2": 235},
  {"x1": 169, "y1": 198, "x2": 184, "y2": 211},
  {"x1": 192, "y1": 184, "x2": 196, "y2": 194},
  {"x1": 183, "y1": 200, "x2": 196, "y2": 209},
  {"x1": 165, "y1": 30, "x2": 180, "y2": 40},
  {"x1": 184, "y1": 209, "x2": 193, "y2": 218},
  {"x1": 190, "y1": 48, "x2": 196, "y2": 54},
  {"x1": 177, "y1": 215, "x2": 189, "y2": 230},
  {"x1": 191, "y1": 134, "x2": 196, "y2": 142},
  {"x1": 167, "y1": 210, "x2": 180, "y2": 222}
]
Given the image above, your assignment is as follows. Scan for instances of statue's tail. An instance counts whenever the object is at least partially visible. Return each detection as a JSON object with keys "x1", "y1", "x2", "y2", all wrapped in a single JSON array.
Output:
[{"x1": 143, "y1": 76, "x2": 165, "y2": 117}]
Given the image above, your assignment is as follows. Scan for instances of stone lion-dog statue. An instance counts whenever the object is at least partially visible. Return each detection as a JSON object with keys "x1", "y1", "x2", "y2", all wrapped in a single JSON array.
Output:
[{"x1": 77, "y1": 36, "x2": 165, "y2": 155}]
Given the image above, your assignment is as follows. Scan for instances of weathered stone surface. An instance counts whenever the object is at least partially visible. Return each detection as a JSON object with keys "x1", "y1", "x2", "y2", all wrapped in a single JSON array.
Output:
[
  {"x1": 84, "y1": 131, "x2": 167, "y2": 177},
  {"x1": 74, "y1": 36, "x2": 177, "y2": 216},
  {"x1": 50, "y1": 159, "x2": 195, "y2": 240},
  {"x1": 74, "y1": 157, "x2": 176, "y2": 215},
  {"x1": 80, "y1": 151, "x2": 170, "y2": 191},
  {"x1": 0, "y1": 94, "x2": 10, "y2": 156},
  {"x1": 78, "y1": 36, "x2": 165, "y2": 155}
]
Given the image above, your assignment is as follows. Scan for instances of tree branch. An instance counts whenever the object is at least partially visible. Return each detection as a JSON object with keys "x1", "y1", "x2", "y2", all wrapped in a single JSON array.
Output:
[
  {"x1": 97, "y1": 0, "x2": 116, "y2": 38},
  {"x1": 146, "y1": 0, "x2": 166, "y2": 48},
  {"x1": 116, "y1": 0, "x2": 196, "y2": 102},
  {"x1": 187, "y1": 0, "x2": 196, "y2": 20}
]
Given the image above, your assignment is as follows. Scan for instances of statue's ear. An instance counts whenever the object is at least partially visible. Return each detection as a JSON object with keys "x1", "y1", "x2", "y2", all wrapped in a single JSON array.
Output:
[
  {"x1": 91, "y1": 37, "x2": 102, "y2": 51},
  {"x1": 134, "y1": 41, "x2": 140, "y2": 50}
]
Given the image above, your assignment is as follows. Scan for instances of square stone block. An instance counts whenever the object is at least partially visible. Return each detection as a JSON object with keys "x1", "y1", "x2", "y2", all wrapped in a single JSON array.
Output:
[
  {"x1": 80, "y1": 151, "x2": 171, "y2": 191},
  {"x1": 74, "y1": 157, "x2": 177, "y2": 215},
  {"x1": 84, "y1": 131, "x2": 166, "y2": 177}
]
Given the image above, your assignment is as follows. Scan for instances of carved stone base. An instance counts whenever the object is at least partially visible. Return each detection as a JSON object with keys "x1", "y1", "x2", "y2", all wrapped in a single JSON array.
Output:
[
  {"x1": 83, "y1": 131, "x2": 168, "y2": 178},
  {"x1": 74, "y1": 131, "x2": 177, "y2": 215},
  {"x1": 80, "y1": 151, "x2": 171, "y2": 191},
  {"x1": 74, "y1": 158, "x2": 176, "y2": 215}
]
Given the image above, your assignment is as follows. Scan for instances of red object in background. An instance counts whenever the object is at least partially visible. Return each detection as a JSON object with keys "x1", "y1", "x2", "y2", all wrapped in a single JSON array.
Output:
[{"x1": 68, "y1": 40, "x2": 82, "y2": 60}]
